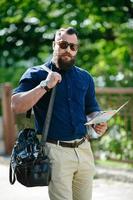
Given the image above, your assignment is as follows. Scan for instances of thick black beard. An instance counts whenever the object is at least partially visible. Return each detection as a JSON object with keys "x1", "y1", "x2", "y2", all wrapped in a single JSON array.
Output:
[{"x1": 58, "y1": 57, "x2": 75, "y2": 71}]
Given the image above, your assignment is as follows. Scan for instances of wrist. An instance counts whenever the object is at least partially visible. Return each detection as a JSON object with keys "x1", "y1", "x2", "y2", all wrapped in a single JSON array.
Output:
[{"x1": 39, "y1": 80, "x2": 51, "y2": 92}]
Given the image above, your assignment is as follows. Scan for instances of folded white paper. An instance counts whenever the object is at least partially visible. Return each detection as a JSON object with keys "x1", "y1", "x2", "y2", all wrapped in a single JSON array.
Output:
[
  {"x1": 85, "y1": 100, "x2": 129, "y2": 139},
  {"x1": 85, "y1": 100, "x2": 129, "y2": 126}
]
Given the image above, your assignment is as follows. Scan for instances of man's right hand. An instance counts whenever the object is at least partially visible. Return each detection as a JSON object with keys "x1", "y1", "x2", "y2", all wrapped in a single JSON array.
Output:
[{"x1": 45, "y1": 72, "x2": 62, "y2": 89}]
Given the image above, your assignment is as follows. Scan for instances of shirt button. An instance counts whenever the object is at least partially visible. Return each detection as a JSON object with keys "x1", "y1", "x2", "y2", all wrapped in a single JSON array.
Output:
[
  {"x1": 68, "y1": 98, "x2": 71, "y2": 101},
  {"x1": 68, "y1": 85, "x2": 70, "y2": 89}
]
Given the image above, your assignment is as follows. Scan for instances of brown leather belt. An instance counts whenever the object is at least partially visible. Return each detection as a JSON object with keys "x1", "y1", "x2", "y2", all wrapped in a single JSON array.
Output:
[{"x1": 47, "y1": 135, "x2": 90, "y2": 148}]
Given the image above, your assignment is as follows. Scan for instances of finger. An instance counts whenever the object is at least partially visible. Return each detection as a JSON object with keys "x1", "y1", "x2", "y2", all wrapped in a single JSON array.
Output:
[
  {"x1": 94, "y1": 127, "x2": 106, "y2": 134},
  {"x1": 55, "y1": 74, "x2": 62, "y2": 83},
  {"x1": 95, "y1": 124, "x2": 107, "y2": 129}
]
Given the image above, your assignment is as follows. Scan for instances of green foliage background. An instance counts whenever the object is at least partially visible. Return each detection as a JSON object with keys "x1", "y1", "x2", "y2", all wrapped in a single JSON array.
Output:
[{"x1": 0, "y1": 0, "x2": 133, "y2": 87}]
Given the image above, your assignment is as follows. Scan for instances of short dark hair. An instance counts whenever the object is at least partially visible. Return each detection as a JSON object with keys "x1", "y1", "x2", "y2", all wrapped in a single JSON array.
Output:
[{"x1": 53, "y1": 27, "x2": 78, "y2": 41}]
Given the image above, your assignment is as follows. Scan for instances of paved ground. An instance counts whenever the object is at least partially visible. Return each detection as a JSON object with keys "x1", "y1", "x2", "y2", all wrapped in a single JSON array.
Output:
[
  {"x1": 0, "y1": 157, "x2": 133, "y2": 200},
  {"x1": 93, "y1": 179, "x2": 133, "y2": 200}
]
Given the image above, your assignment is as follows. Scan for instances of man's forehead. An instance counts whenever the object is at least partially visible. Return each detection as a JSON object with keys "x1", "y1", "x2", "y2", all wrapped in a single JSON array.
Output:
[{"x1": 55, "y1": 32, "x2": 78, "y2": 42}]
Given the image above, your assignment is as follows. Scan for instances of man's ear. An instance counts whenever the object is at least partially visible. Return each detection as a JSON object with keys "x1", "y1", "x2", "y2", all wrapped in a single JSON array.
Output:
[{"x1": 52, "y1": 41, "x2": 55, "y2": 50}]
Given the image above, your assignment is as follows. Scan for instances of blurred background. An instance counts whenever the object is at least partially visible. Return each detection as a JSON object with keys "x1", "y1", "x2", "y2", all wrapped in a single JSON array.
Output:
[{"x1": 0, "y1": 0, "x2": 133, "y2": 191}]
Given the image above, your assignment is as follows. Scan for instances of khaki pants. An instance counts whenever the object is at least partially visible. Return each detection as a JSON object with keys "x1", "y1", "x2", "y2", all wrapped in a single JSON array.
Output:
[{"x1": 46, "y1": 139, "x2": 96, "y2": 200}]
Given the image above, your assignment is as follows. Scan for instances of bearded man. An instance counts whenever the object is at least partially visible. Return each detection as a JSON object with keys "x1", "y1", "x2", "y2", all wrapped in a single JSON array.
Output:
[{"x1": 11, "y1": 27, "x2": 107, "y2": 200}]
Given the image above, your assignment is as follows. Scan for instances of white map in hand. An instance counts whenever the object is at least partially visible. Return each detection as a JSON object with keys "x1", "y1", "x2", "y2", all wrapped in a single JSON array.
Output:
[
  {"x1": 85, "y1": 101, "x2": 129, "y2": 139},
  {"x1": 85, "y1": 100, "x2": 129, "y2": 126}
]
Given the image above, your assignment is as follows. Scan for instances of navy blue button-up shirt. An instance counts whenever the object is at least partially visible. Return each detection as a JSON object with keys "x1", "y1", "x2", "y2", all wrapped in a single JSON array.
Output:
[{"x1": 14, "y1": 61, "x2": 100, "y2": 141}]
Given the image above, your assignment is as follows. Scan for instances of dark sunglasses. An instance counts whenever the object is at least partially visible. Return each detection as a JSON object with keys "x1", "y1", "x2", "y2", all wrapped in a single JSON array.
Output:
[{"x1": 56, "y1": 40, "x2": 78, "y2": 51}]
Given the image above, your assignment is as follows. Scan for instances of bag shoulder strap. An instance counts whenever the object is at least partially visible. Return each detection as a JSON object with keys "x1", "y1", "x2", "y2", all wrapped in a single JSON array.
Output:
[
  {"x1": 26, "y1": 64, "x2": 52, "y2": 120},
  {"x1": 41, "y1": 86, "x2": 56, "y2": 144},
  {"x1": 25, "y1": 64, "x2": 56, "y2": 145}
]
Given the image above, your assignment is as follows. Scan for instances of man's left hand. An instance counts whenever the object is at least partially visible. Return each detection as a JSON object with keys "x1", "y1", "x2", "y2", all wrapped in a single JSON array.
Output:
[{"x1": 93, "y1": 122, "x2": 108, "y2": 136}]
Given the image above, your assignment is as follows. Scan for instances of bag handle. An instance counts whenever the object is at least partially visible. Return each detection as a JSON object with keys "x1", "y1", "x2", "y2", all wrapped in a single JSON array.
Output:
[
  {"x1": 26, "y1": 64, "x2": 57, "y2": 145},
  {"x1": 41, "y1": 86, "x2": 56, "y2": 144},
  {"x1": 40, "y1": 64, "x2": 57, "y2": 144},
  {"x1": 9, "y1": 163, "x2": 16, "y2": 184}
]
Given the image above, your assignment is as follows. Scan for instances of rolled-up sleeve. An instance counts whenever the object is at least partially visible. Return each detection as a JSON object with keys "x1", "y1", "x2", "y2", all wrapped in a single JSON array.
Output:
[{"x1": 12, "y1": 67, "x2": 47, "y2": 94}]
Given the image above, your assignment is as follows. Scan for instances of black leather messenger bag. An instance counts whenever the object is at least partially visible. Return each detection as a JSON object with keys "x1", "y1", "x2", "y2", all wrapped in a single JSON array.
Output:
[{"x1": 9, "y1": 69, "x2": 56, "y2": 187}]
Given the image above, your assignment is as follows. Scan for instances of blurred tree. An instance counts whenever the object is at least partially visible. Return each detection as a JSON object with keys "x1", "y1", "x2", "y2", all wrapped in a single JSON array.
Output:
[{"x1": 0, "y1": 0, "x2": 133, "y2": 87}]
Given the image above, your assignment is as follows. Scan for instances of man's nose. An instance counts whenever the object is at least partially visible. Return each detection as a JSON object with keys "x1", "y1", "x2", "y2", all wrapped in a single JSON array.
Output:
[{"x1": 65, "y1": 45, "x2": 71, "y2": 52}]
